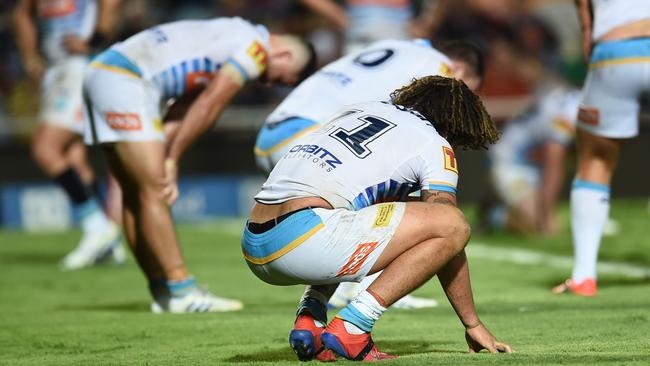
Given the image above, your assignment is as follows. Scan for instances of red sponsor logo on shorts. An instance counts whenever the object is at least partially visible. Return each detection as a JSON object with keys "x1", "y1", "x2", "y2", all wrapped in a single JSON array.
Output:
[
  {"x1": 578, "y1": 106, "x2": 600, "y2": 126},
  {"x1": 337, "y1": 242, "x2": 379, "y2": 277},
  {"x1": 105, "y1": 112, "x2": 142, "y2": 131}
]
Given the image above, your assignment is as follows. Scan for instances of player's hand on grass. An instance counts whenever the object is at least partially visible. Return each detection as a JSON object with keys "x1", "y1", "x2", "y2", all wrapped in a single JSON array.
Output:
[
  {"x1": 162, "y1": 158, "x2": 179, "y2": 205},
  {"x1": 465, "y1": 323, "x2": 514, "y2": 354},
  {"x1": 63, "y1": 34, "x2": 90, "y2": 55}
]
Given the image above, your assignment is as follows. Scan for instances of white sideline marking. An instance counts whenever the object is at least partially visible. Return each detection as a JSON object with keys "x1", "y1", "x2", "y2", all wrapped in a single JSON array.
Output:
[{"x1": 467, "y1": 243, "x2": 650, "y2": 279}]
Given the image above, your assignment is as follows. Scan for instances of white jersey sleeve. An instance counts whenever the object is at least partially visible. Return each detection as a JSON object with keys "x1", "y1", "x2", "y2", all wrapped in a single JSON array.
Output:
[
  {"x1": 255, "y1": 101, "x2": 458, "y2": 210},
  {"x1": 410, "y1": 138, "x2": 459, "y2": 194},
  {"x1": 265, "y1": 39, "x2": 452, "y2": 124},
  {"x1": 224, "y1": 34, "x2": 268, "y2": 82}
]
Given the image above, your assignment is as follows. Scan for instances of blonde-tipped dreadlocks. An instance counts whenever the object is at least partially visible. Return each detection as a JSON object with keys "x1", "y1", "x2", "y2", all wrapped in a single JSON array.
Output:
[{"x1": 390, "y1": 76, "x2": 499, "y2": 149}]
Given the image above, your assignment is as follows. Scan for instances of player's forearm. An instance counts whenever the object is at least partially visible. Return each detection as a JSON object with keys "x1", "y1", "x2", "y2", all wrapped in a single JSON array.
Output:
[
  {"x1": 166, "y1": 98, "x2": 224, "y2": 162},
  {"x1": 299, "y1": 0, "x2": 349, "y2": 31},
  {"x1": 576, "y1": 0, "x2": 593, "y2": 60},
  {"x1": 96, "y1": 0, "x2": 122, "y2": 38},
  {"x1": 437, "y1": 250, "x2": 481, "y2": 328}
]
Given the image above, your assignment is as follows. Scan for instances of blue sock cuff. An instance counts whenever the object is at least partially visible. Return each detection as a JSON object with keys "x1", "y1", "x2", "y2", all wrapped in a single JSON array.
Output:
[
  {"x1": 76, "y1": 198, "x2": 102, "y2": 220},
  {"x1": 337, "y1": 304, "x2": 374, "y2": 333},
  {"x1": 572, "y1": 179, "x2": 610, "y2": 195},
  {"x1": 167, "y1": 277, "x2": 196, "y2": 297}
]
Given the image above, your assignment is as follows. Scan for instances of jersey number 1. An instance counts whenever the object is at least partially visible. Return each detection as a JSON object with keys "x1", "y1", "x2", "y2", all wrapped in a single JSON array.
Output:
[{"x1": 330, "y1": 115, "x2": 396, "y2": 158}]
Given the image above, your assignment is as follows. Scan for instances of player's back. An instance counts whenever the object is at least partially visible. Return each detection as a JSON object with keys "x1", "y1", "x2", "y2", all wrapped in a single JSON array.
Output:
[
  {"x1": 266, "y1": 39, "x2": 451, "y2": 124},
  {"x1": 111, "y1": 17, "x2": 269, "y2": 98},
  {"x1": 257, "y1": 101, "x2": 457, "y2": 210}
]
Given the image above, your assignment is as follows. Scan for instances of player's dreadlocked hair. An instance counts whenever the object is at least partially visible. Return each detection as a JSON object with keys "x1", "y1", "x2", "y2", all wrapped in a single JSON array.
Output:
[{"x1": 390, "y1": 75, "x2": 499, "y2": 149}]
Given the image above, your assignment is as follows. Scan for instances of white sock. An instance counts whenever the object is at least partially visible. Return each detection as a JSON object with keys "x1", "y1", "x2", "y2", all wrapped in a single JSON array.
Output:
[
  {"x1": 78, "y1": 198, "x2": 112, "y2": 233},
  {"x1": 338, "y1": 290, "x2": 386, "y2": 334},
  {"x1": 570, "y1": 180, "x2": 610, "y2": 282}
]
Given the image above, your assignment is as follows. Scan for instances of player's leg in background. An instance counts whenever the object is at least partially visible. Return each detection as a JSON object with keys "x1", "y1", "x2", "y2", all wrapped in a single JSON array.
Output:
[
  {"x1": 104, "y1": 140, "x2": 242, "y2": 313},
  {"x1": 554, "y1": 40, "x2": 649, "y2": 295},
  {"x1": 555, "y1": 129, "x2": 623, "y2": 296},
  {"x1": 31, "y1": 124, "x2": 122, "y2": 269}
]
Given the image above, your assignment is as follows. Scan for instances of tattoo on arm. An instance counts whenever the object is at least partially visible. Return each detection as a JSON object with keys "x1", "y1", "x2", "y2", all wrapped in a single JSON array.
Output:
[{"x1": 421, "y1": 190, "x2": 457, "y2": 206}]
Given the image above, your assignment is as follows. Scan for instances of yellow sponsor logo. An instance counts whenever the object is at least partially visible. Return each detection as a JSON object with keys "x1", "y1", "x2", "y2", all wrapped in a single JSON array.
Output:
[
  {"x1": 373, "y1": 203, "x2": 395, "y2": 228},
  {"x1": 247, "y1": 41, "x2": 268, "y2": 73},
  {"x1": 152, "y1": 118, "x2": 163, "y2": 132}
]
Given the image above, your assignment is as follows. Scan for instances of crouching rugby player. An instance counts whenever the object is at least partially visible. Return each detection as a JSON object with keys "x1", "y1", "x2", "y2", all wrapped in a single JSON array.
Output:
[
  {"x1": 243, "y1": 76, "x2": 513, "y2": 360},
  {"x1": 83, "y1": 17, "x2": 316, "y2": 313},
  {"x1": 255, "y1": 38, "x2": 484, "y2": 310}
]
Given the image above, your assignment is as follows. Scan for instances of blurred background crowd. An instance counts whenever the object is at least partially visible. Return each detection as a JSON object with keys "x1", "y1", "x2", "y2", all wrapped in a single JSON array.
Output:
[{"x1": 0, "y1": 0, "x2": 585, "y2": 140}]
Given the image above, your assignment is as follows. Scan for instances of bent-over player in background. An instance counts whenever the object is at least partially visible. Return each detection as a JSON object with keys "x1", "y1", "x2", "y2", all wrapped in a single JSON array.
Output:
[{"x1": 84, "y1": 17, "x2": 317, "y2": 313}]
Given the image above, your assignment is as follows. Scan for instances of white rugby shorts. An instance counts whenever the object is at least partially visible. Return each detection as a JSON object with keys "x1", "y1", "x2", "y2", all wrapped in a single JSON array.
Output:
[
  {"x1": 579, "y1": 38, "x2": 650, "y2": 138},
  {"x1": 242, "y1": 202, "x2": 406, "y2": 285},
  {"x1": 40, "y1": 56, "x2": 87, "y2": 134},
  {"x1": 83, "y1": 51, "x2": 164, "y2": 145}
]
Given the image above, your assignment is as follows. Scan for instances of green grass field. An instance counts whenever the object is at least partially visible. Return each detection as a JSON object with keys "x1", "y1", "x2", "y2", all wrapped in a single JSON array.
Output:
[{"x1": 1, "y1": 199, "x2": 649, "y2": 365}]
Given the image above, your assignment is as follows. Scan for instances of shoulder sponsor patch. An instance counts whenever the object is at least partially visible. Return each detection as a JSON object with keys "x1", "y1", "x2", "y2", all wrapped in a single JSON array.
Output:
[
  {"x1": 442, "y1": 146, "x2": 458, "y2": 174},
  {"x1": 246, "y1": 41, "x2": 268, "y2": 73},
  {"x1": 337, "y1": 242, "x2": 379, "y2": 277},
  {"x1": 373, "y1": 203, "x2": 395, "y2": 228},
  {"x1": 439, "y1": 63, "x2": 453, "y2": 77},
  {"x1": 105, "y1": 112, "x2": 142, "y2": 131},
  {"x1": 578, "y1": 106, "x2": 600, "y2": 126}
]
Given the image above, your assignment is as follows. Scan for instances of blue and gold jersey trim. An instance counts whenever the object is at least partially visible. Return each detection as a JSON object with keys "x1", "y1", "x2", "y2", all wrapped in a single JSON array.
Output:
[
  {"x1": 90, "y1": 50, "x2": 143, "y2": 79},
  {"x1": 590, "y1": 38, "x2": 650, "y2": 69}
]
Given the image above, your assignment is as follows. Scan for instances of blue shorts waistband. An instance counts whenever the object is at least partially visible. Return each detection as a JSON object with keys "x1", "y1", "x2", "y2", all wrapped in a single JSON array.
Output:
[
  {"x1": 242, "y1": 208, "x2": 324, "y2": 264},
  {"x1": 591, "y1": 38, "x2": 650, "y2": 64}
]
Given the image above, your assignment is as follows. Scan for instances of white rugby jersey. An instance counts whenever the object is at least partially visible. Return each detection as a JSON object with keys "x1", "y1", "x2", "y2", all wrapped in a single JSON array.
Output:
[
  {"x1": 489, "y1": 87, "x2": 581, "y2": 166},
  {"x1": 112, "y1": 17, "x2": 270, "y2": 100},
  {"x1": 591, "y1": 0, "x2": 650, "y2": 40},
  {"x1": 37, "y1": 0, "x2": 97, "y2": 63},
  {"x1": 265, "y1": 39, "x2": 452, "y2": 125},
  {"x1": 256, "y1": 101, "x2": 459, "y2": 210}
]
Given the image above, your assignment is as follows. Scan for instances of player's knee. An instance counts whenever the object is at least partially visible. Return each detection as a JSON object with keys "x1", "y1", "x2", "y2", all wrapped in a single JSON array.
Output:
[
  {"x1": 31, "y1": 141, "x2": 58, "y2": 168},
  {"x1": 443, "y1": 207, "x2": 471, "y2": 253}
]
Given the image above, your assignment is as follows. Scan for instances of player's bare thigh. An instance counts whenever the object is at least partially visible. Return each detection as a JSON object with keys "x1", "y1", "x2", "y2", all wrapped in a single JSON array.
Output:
[
  {"x1": 369, "y1": 202, "x2": 470, "y2": 274},
  {"x1": 104, "y1": 141, "x2": 166, "y2": 194}
]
